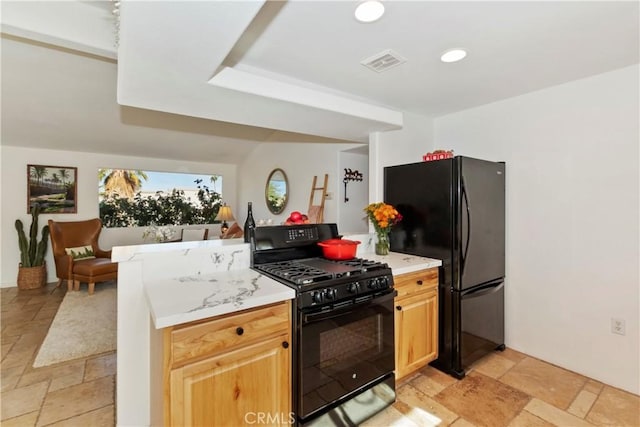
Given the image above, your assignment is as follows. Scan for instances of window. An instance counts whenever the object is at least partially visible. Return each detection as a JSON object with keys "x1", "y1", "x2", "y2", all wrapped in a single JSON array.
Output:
[{"x1": 98, "y1": 169, "x2": 223, "y2": 228}]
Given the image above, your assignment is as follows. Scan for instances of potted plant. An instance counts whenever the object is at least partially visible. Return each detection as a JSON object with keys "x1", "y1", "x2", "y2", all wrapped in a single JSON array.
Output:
[{"x1": 15, "y1": 205, "x2": 50, "y2": 289}]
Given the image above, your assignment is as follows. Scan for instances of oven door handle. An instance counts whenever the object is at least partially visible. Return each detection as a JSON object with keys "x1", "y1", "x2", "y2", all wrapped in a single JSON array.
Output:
[{"x1": 302, "y1": 291, "x2": 396, "y2": 323}]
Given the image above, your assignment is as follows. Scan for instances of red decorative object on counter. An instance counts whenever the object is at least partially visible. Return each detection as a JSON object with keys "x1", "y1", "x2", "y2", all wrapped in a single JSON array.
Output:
[
  {"x1": 423, "y1": 150, "x2": 454, "y2": 161},
  {"x1": 317, "y1": 238, "x2": 360, "y2": 260}
]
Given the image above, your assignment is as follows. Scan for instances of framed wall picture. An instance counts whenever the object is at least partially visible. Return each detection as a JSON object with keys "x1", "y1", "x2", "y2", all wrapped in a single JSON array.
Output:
[{"x1": 27, "y1": 164, "x2": 77, "y2": 214}]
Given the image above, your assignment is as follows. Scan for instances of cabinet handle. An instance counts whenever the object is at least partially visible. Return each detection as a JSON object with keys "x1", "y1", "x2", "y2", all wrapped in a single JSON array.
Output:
[
  {"x1": 236, "y1": 327, "x2": 244, "y2": 336},
  {"x1": 417, "y1": 280, "x2": 423, "y2": 285},
  {"x1": 396, "y1": 306, "x2": 402, "y2": 311},
  {"x1": 282, "y1": 341, "x2": 289, "y2": 349}
]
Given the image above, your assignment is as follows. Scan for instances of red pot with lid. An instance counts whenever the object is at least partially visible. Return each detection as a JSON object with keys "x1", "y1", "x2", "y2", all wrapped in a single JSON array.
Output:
[{"x1": 317, "y1": 238, "x2": 361, "y2": 260}]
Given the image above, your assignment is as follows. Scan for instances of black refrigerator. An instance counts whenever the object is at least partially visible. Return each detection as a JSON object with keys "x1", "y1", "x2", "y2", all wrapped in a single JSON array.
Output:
[{"x1": 384, "y1": 155, "x2": 505, "y2": 379}]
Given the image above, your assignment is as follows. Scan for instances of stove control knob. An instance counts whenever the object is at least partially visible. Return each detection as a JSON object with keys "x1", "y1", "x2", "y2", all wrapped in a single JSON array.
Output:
[
  {"x1": 324, "y1": 288, "x2": 337, "y2": 300},
  {"x1": 347, "y1": 283, "x2": 359, "y2": 293},
  {"x1": 380, "y1": 276, "x2": 390, "y2": 289},
  {"x1": 312, "y1": 291, "x2": 324, "y2": 304}
]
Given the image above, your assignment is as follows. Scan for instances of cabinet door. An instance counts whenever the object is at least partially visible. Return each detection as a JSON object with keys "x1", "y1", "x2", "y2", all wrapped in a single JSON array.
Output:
[
  {"x1": 170, "y1": 334, "x2": 291, "y2": 426},
  {"x1": 395, "y1": 289, "x2": 438, "y2": 380}
]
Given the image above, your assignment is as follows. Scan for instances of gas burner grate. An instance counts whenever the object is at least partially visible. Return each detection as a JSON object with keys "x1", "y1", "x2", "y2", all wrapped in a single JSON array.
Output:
[
  {"x1": 253, "y1": 257, "x2": 390, "y2": 286},
  {"x1": 254, "y1": 261, "x2": 334, "y2": 285},
  {"x1": 328, "y1": 257, "x2": 389, "y2": 272}
]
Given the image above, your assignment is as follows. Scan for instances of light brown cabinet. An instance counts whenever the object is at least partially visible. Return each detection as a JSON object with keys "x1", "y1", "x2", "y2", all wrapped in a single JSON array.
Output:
[
  {"x1": 394, "y1": 268, "x2": 439, "y2": 380},
  {"x1": 163, "y1": 301, "x2": 292, "y2": 426}
]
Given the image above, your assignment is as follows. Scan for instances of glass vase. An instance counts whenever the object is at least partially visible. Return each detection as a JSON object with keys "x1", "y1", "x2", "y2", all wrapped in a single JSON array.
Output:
[{"x1": 375, "y1": 232, "x2": 390, "y2": 256}]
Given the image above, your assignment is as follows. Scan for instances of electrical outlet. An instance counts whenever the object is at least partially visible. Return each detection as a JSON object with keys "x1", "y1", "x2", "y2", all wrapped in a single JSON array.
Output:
[
  {"x1": 325, "y1": 192, "x2": 333, "y2": 200},
  {"x1": 611, "y1": 318, "x2": 626, "y2": 335}
]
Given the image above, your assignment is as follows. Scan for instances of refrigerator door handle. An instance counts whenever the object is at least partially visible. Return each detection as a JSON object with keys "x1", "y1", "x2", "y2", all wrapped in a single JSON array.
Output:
[
  {"x1": 462, "y1": 281, "x2": 504, "y2": 299},
  {"x1": 461, "y1": 176, "x2": 471, "y2": 276}
]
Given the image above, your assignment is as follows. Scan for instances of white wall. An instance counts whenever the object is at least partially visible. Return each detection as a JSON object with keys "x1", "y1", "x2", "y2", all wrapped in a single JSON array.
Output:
[
  {"x1": 0, "y1": 145, "x2": 237, "y2": 287},
  {"x1": 370, "y1": 111, "x2": 435, "y2": 203},
  {"x1": 237, "y1": 142, "x2": 362, "y2": 232},
  {"x1": 338, "y1": 149, "x2": 369, "y2": 234},
  {"x1": 435, "y1": 65, "x2": 639, "y2": 394}
]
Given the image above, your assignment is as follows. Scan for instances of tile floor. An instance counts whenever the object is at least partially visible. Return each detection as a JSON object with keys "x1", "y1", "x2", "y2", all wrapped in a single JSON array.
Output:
[{"x1": 2, "y1": 283, "x2": 639, "y2": 426}]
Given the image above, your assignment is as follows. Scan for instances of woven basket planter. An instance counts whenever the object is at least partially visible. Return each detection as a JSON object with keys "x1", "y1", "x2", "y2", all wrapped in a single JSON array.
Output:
[{"x1": 17, "y1": 262, "x2": 47, "y2": 290}]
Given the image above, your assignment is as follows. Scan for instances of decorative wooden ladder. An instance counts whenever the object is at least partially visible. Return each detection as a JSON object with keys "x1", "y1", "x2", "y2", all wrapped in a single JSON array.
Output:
[{"x1": 307, "y1": 174, "x2": 328, "y2": 224}]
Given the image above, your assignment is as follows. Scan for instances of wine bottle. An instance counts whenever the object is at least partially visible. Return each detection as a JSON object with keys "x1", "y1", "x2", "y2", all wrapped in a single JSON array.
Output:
[{"x1": 244, "y1": 202, "x2": 255, "y2": 243}]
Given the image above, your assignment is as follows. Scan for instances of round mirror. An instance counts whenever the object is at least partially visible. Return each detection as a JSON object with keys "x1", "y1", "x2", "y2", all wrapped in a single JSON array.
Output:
[{"x1": 265, "y1": 168, "x2": 288, "y2": 215}]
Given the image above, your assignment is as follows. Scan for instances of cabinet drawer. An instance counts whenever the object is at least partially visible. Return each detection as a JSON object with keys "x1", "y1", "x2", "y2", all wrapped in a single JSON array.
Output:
[
  {"x1": 394, "y1": 268, "x2": 438, "y2": 298},
  {"x1": 168, "y1": 301, "x2": 290, "y2": 367}
]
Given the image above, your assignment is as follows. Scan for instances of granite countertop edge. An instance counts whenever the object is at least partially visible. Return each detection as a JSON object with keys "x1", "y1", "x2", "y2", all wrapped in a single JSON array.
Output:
[
  {"x1": 143, "y1": 252, "x2": 441, "y2": 329},
  {"x1": 144, "y1": 271, "x2": 295, "y2": 329}
]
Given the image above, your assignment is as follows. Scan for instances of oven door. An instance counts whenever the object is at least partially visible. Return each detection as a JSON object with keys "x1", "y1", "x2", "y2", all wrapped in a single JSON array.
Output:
[{"x1": 298, "y1": 290, "x2": 395, "y2": 422}]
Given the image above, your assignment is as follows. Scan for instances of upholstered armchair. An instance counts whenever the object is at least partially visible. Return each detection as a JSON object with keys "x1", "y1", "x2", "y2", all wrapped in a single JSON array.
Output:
[{"x1": 48, "y1": 218, "x2": 118, "y2": 295}]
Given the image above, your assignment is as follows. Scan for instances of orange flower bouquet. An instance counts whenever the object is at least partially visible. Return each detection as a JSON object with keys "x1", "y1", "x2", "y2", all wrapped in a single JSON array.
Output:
[{"x1": 364, "y1": 202, "x2": 402, "y2": 255}]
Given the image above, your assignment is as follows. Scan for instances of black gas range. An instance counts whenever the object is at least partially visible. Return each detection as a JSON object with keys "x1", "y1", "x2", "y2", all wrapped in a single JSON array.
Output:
[
  {"x1": 253, "y1": 256, "x2": 393, "y2": 308},
  {"x1": 251, "y1": 223, "x2": 396, "y2": 426}
]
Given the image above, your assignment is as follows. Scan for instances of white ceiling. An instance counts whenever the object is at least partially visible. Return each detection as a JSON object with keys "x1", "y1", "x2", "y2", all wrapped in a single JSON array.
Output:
[{"x1": 1, "y1": 1, "x2": 638, "y2": 163}]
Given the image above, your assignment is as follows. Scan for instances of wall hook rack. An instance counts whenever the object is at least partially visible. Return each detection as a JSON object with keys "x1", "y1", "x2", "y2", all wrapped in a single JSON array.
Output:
[{"x1": 342, "y1": 168, "x2": 363, "y2": 202}]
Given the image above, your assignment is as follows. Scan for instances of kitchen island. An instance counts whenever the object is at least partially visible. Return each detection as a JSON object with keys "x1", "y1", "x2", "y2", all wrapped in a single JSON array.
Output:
[{"x1": 112, "y1": 236, "x2": 440, "y2": 426}]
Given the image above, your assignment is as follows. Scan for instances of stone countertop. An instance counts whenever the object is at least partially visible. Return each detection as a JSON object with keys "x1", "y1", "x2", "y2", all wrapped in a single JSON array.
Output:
[
  {"x1": 111, "y1": 238, "x2": 246, "y2": 263},
  {"x1": 115, "y1": 237, "x2": 439, "y2": 330},
  {"x1": 343, "y1": 232, "x2": 442, "y2": 275},
  {"x1": 364, "y1": 251, "x2": 442, "y2": 275},
  {"x1": 145, "y1": 269, "x2": 295, "y2": 329}
]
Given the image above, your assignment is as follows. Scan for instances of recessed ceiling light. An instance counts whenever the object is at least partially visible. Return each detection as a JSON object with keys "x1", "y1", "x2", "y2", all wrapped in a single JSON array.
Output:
[
  {"x1": 441, "y1": 49, "x2": 467, "y2": 63},
  {"x1": 355, "y1": 1, "x2": 385, "y2": 23}
]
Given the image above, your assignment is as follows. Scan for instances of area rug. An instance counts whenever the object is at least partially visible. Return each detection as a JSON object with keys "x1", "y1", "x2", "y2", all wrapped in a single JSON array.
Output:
[{"x1": 33, "y1": 281, "x2": 117, "y2": 368}]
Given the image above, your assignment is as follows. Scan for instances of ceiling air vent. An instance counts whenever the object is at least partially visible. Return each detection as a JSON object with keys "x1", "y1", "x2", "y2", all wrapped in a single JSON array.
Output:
[{"x1": 361, "y1": 49, "x2": 407, "y2": 73}]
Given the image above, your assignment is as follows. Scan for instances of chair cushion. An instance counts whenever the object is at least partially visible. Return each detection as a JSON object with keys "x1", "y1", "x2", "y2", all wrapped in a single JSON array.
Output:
[
  {"x1": 73, "y1": 258, "x2": 118, "y2": 276},
  {"x1": 65, "y1": 245, "x2": 95, "y2": 260},
  {"x1": 181, "y1": 228, "x2": 208, "y2": 241}
]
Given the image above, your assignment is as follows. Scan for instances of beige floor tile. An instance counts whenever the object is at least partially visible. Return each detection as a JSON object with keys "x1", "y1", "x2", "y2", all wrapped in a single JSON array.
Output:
[
  {"x1": 2, "y1": 342, "x2": 15, "y2": 360},
  {"x1": 5, "y1": 304, "x2": 34, "y2": 315},
  {"x1": 582, "y1": 379, "x2": 604, "y2": 395},
  {"x1": 451, "y1": 417, "x2": 477, "y2": 426},
  {"x1": 524, "y1": 398, "x2": 595, "y2": 427},
  {"x1": 18, "y1": 360, "x2": 86, "y2": 389},
  {"x1": 1, "y1": 308, "x2": 41, "y2": 329},
  {"x1": 3, "y1": 318, "x2": 52, "y2": 340},
  {"x1": 36, "y1": 376, "x2": 115, "y2": 426},
  {"x1": 586, "y1": 385, "x2": 640, "y2": 427},
  {"x1": 1, "y1": 345, "x2": 38, "y2": 370},
  {"x1": 362, "y1": 403, "x2": 421, "y2": 427},
  {"x1": 0, "y1": 410, "x2": 39, "y2": 427},
  {"x1": 469, "y1": 352, "x2": 516, "y2": 379},
  {"x1": 45, "y1": 405, "x2": 115, "y2": 427},
  {"x1": 42, "y1": 298, "x2": 66, "y2": 311},
  {"x1": 34, "y1": 306, "x2": 60, "y2": 321},
  {"x1": 1, "y1": 333, "x2": 21, "y2": 347},
  {"x1": 500, "y1": 348, "x2": 528, "y2": 363},
  {"x1": 13, "y1": 330, "x2": 49, "y2": 349},
  {"x1": 507, "y1": 409, "x2": 555, "y2": 427},
  {"x1": 567, "y1": 390, "x2": 598, "y2": 419},
  {"x1": 0, "y1": 381, "x2": 49, "y2": 421},
  {"x1": 48, "y1": 368, "x2": 86, "y2": 393},
  {"x1": 1, "y1": 365, "x2": 26, "y2": 392},
  {"x1": 500, "y1": 357, "x2": 587, "y2": 410},
  {"x1": 409, "y1": 372, "x2": 447, "y2": 397},
  {"x1": 397, "y1": 371, "x2": 421, "y2": 388},
  {"x1": 84, "y1": 352, "x2": 117, "y2": 381},
  {"x1": 434, "y1": 372, "x2": 530, "y2": 427},
  {"x1": 395, "y1": 383, "x2": 459, "y2": 426},
  {"x1": 25, "y1": 294, "x2": 54, "y2": 306},
  {"x1": 419, "y1": 365, "x2": 458, "y2": 388}
]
